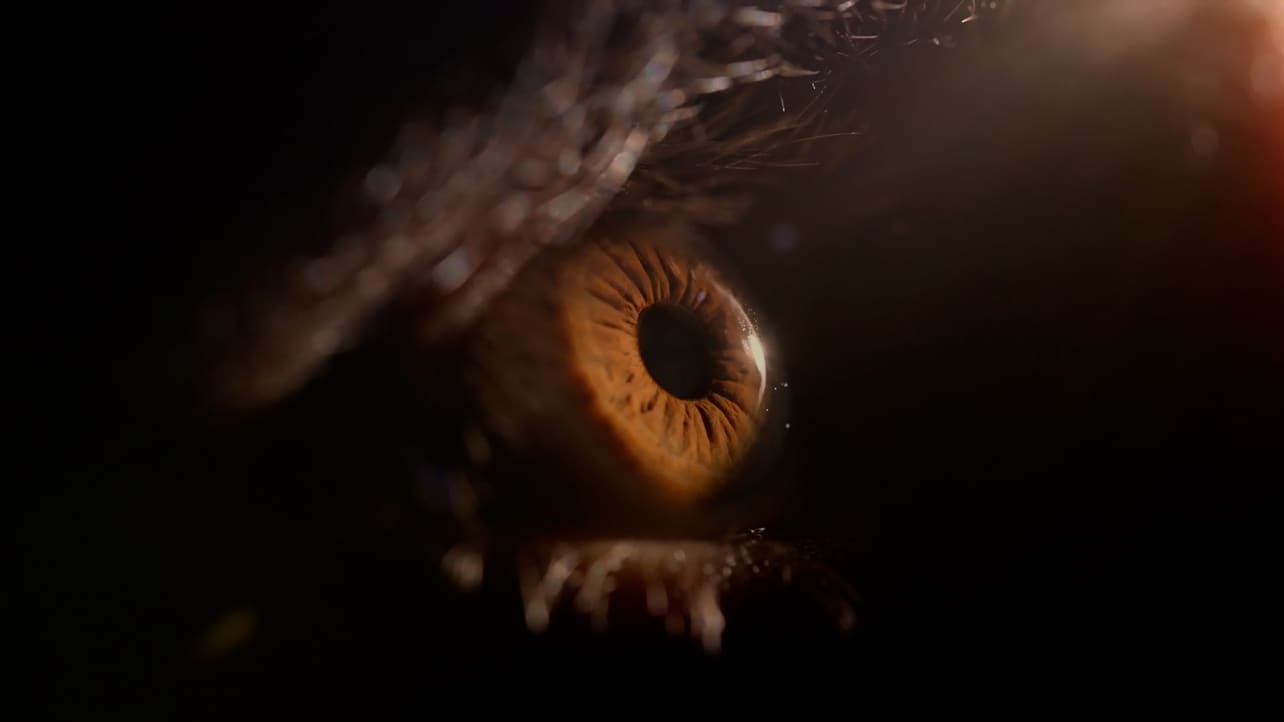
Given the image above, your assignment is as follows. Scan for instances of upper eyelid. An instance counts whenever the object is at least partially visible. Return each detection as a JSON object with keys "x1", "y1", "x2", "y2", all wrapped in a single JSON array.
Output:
[{"x1": 198, "y1": 1, "x2": 998, "y2": 411}]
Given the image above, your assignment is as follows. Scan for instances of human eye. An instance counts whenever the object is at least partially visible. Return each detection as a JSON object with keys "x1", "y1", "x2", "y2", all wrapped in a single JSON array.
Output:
[
  {"x1": 26, "y1": 0, "x2": 1284, "y2": 713},
  {"x1": 180, "y1": 0, "x2": 914, "y2": 662}
]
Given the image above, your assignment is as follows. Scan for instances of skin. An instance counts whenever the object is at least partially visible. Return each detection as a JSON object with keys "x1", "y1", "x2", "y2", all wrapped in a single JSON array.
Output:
[{"x1": 21, "y1": 0, "x2": 1284, "y2": 713}]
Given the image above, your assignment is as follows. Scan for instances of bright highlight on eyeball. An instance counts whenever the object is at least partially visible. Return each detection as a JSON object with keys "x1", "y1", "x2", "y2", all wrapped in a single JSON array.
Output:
[{"x1": 471, "y1": 223, "x2": 773, "y2": 519}]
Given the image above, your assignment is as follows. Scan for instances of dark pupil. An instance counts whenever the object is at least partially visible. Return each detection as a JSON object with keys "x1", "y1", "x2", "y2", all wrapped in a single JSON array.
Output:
[{"x1": 636, "y1": 303, "x2": 716, "y2": 400}]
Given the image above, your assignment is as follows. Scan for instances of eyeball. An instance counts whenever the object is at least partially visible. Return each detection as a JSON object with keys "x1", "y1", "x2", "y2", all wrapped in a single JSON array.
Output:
[{"x1": 469, "y1": 221, "x2": 784, "y2": 533}]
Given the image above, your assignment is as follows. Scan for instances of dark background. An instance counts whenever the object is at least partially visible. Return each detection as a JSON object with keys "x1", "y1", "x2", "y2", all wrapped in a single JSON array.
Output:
[{"x1": 19, "y1": 1, "x2": 1283, "y2": 714}]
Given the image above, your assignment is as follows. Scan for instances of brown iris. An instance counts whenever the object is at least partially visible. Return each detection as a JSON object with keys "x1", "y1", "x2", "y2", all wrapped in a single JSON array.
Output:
[{"x1": 471, "y1": 223, "x2": 769, "y2": 514}]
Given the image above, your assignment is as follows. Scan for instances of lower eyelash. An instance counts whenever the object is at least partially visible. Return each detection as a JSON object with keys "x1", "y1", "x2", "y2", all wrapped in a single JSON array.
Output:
[{"x1": 441, "y1": 530, "x2": 858, "y2": 657}]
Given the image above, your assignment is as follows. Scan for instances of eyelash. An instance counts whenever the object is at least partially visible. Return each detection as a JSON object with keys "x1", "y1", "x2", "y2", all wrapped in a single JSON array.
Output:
[{"x1": 197, "y1": 0, "x2": 1001, "y2": 414}]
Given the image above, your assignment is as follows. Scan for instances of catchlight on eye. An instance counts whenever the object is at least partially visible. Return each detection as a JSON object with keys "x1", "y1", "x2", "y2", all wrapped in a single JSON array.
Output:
[{"x1": 470, "y1": 222, "x2": 779, "y2": 529}]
